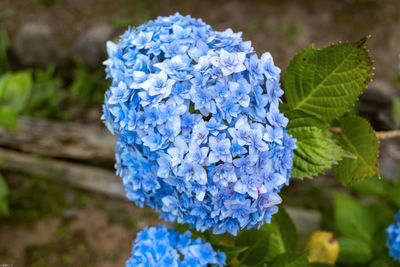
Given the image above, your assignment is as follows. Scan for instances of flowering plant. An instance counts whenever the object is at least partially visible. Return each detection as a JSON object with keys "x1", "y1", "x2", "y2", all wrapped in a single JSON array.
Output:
[
  {"x1": 126, "y1": 225, "x2": 226, "y2": 267},
  {"x1": 101, "y1": 12, "x2": 392, "y2": 267},
  {"x1": 102, "y1": 13, "x2": 295, "y2": 235}
]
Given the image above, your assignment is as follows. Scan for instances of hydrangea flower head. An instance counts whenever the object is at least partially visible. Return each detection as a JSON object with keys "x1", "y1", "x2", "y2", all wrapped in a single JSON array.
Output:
[
  {"x1": 386, "y1": 211, "x2": 400, "y2": 262},
  {"x1": 126, "y1": 225, "x2": 226, "y2": 267},
  {"x1": 103, "y1": 13, "x2": 296, "y2": 235}
]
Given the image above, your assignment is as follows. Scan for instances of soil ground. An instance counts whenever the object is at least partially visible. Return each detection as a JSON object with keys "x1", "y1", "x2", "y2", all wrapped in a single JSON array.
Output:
[
  {"x1": 2, "y1": 0, "x2": 400, "y2": 80},
  {"x1": 0, "y1": 173, "x2": 160, "y2": 266}
]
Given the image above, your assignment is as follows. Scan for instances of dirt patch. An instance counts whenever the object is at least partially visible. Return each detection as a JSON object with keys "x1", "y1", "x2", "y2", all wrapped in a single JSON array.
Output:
[
  {"x1": 0, "y1": 173, "x2": 160, "y2": 266},
  {"x1": 2, "y1": 0, "x2": 400, "y2": 80}
]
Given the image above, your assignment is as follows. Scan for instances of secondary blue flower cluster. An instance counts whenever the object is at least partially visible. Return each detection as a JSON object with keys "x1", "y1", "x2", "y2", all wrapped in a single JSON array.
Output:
[
  {"x1": 102, "y1": 13, "x2": 296, "y2": 235},
  {"x1": 387, "y1": 211, "x2": 400, "y2": 262},
  {"x1": 126, "y1": 225, "x2": 226, "y2": 266}
]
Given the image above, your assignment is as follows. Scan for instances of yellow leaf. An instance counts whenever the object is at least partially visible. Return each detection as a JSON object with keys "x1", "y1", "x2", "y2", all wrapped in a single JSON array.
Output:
[{"x1": 305, "y1": 231, "x2": 339, "y2": 264}]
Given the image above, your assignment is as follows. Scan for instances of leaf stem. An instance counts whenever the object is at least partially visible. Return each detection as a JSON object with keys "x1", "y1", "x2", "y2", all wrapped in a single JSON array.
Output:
[{"x1": 329, "y1": 127, "x2": 400, "y2": 139}]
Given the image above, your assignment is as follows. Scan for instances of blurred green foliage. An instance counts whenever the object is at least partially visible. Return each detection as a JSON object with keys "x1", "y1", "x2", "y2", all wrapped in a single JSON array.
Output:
[
  {"x1": 393, "y1": 97, "x2": 400, "y2": 129},
  {"x1": 333, "y1": 175, "x2": 400, "y2": 266},
  {"x1": 70, "y1": 59, "x2": 109, "y2": 107},
  {"x1": 0, "y1": 70, "x2": 32, "y2": 216},
  {"x1": 0, "y1": 25, "x2": 110, "y2": 122},
  {"x1": 244, "y1": 20, "x2": 261, "y2": 34},
  {"x1": 5, "y1": 175, "x2": 88, "y2": 225},
  {"x1": 0, "y1": 173, "x2": 8, "y2": 216},
  {"x1": 0, "y1": 25, "x2": 111, "y2": 218},
  {"x1": 0, "y1": 27, "x2": 10, "y2": 74},
  {"x1": 280, "y1": 22, "x2": 302, "y2": 45},
  {"x1": 32, "y1": 0, "x2": 58, "y2": 5},
  {"x1": 112, "y1": 0, "x2": 158, "y2": 29},
  {"x1": 23, "y1": 61, "x2": 110, "y2": 121},
  {"x1": 24, "y1": 65, "x2": 68, "y2": 120}
]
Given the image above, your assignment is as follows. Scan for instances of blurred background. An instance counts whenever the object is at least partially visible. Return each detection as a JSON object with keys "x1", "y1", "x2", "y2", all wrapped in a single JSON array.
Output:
[{"x1": 0, "y1": 0, "x2": 400, "y2": 266}]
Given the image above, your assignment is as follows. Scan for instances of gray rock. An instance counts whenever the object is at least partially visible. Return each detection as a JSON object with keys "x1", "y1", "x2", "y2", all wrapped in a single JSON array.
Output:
[
  {"x1": 361, "y1": 79, "x2": 399, "y2": 106},
  {"x1": 358, "y1": 79, "x2": 400, "y2": 130},
  {"x1": 379, "y1": 158, "x2": 399, "y2": 182},
  {"x1": 286, "y1": 206, "x2": 321, "y2": 246},
  {"x1": 379, "y1": 138, "x2": 400, "y2": 181},
  {"x1": 63, "y1": 208, "x2": 79, "y2": 219},
  {"x1": 14, "y1": 23, "x2": 61, "y2": 67},
  {"x1": 72, "y1": 25, "x2": 114, "y2": 69}
]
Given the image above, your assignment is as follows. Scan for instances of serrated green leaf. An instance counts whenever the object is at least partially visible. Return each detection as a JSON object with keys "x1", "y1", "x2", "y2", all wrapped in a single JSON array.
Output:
[
  {"x1": 334, "y1": 191, "x2": 377, "y2": 244},
  {"x1": 269, "y1": 252, "x2": 309, "y2": 267},
  {"x1": 284, "y1": 38, "x2": 373, "y2": 121},
  {"x1": 0, "y1": 105, "x2": 17, "y2": 130},
  {"x1": 235, "y1": 208, "x2": 297, "y2": 265},
  {"x1": 338, "y1": 237, "x2": 372, "y2": 264},
  {"x1": 286, "y1": 110, "x2": 348, "y2": 179},
  {"x1": 0, "y1": 71, "x2": 32, "y2": 113},
  {"x1": 0, "y1": 174, "x2": 8, "y2": 216},
  {"x1": 332, "y1": 115, "x2": 379, "y2": 185}
]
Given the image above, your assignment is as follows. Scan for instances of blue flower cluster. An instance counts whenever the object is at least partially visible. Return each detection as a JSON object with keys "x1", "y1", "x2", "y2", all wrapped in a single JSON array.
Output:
[
  {"x1": 387, "y1": 211, "x2": 400, "y2": 262},
  {"x1": 102, "y1": 13, "x2": 296, "y2": 235},
  {"x1": 126, "y1": 225, "x2": 226, "y2": 267}
]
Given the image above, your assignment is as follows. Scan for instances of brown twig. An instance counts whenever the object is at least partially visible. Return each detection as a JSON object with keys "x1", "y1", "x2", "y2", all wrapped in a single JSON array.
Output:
[
  {"x1": 0, "y1": 147, "x2": 125, "y2": 199},
  {"x1": 329, "y1": 127, "x2": 400, "y2": 140},
  {"x1": 375, "y1": 131, "x2": 400, "y2": 139}
]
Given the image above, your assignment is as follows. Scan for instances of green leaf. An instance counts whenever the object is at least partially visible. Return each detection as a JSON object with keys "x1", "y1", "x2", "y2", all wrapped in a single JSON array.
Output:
[
  {"x1": 0, "y1": 105, "x2": 17, "y2": 130},
  {"x1": 235, "y1": 207, "x2": 297, "y2": 265},
  {"x1": 349, "y1": 176, "x2": 386, "y2": 196},
  {"x1": 369, "y1": 255, "x2": 400, "y2": 267},
  {"x1": 212, "y1": 245, "x2": 249, "y2": 263},
  {"x1": 269, "y1": 252, "x2": 309, "y2": 267},
  {"x1": 388, "y1": 175, "x2": 400, "y2": 208},
  {"x1": 332, "y1": 115, "x2": 380, "y2": 184},
  {"x1": 174, "y1": 223, "x2": 211, "y2": 242},
  {"x1": 369, "y1": 202, "x2": 398, "y2": 237},
  {"x1": 286, "y1": 110, "x2": 348, "y2": 179},
  {"x1": 338, "y1": 237, "x2": 372, "y2": 264},
  {"x1": 235, "y1": 226, "x2": 270, "y2": 265},
  {"x1": 284, "y1": 38, "x2": 373, "y2": 121},
  {"x1": 0, "y1": 174, "x2": 8, "y2": 216},
  {"x1": 263, "y1": 208, "x2": 298, "y2": 262},
  {"x1": 372, "y1": 228, "x2": 390, "y2": 253},
  {"x1": 334, "y1": 191, "x2": 377, "y2": 244},
  {"x1": 389, "y1": 187, "x2": 400, "y2": 208},
  {"x1": 0, "y1": 71, "x2": 32, "y2": 113}
]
